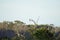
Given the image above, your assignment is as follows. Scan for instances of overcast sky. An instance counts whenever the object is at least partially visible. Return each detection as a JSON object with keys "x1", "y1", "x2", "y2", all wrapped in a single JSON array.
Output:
[{"x1": 0, "y1": 0, "x2": 60, "y2": 26}]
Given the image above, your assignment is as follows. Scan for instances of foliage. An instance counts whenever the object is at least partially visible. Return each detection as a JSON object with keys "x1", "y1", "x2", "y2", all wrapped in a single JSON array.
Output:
[
  {"x1": 0, "y1": 20, "x2": 60, "y2": 40},
  {"x1": 32, "y1": 27, "x2": 55, "y2": 40}
]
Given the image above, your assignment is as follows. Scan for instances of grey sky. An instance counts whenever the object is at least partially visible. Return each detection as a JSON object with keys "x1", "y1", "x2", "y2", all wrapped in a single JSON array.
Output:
[{"x1": 0, "y1": 0, "x2": 60, "y2": 26}]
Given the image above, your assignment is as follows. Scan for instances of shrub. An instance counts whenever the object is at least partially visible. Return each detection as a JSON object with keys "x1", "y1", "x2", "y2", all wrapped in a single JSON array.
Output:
[{"x1": 32, "y1": 27, "x2": 54, "y2": 40}]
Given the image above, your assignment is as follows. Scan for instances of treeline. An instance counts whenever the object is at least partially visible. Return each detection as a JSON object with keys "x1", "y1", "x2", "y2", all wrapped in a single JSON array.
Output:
[{"x1": 0, "y1": 20, "x2": 60, "y2": 40}]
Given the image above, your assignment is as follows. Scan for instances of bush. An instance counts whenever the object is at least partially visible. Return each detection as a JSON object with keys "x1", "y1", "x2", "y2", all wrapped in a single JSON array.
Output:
[{"x1": 33, "y1": 27, "x2": 54, "y2": 40}]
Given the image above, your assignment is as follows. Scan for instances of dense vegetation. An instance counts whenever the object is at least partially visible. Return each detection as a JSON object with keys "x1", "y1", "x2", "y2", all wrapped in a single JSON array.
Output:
[{"x1": 0, "y1": 20, "x2": 60, "y2": 40}]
